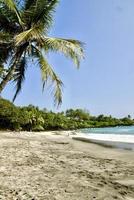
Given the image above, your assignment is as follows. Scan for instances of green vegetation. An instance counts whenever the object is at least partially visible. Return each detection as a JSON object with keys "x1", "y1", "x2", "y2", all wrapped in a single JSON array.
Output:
[
  {"x1": 0, "y1": 98, "x2": 134, "y2": 131},
  {"x1": 0, "y1": 0, "x2": 84, "y2": 105}
]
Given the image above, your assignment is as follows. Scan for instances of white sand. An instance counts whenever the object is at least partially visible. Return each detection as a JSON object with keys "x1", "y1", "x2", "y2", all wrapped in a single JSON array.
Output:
[{"x1": 0, "y1": 131, "x2": 133, "y2": 200}]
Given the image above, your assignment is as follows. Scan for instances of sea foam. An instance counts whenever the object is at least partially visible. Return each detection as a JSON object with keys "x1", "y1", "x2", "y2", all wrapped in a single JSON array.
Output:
[{"x1": 72, "y1": 133, "x2": 134, "y2": 150}]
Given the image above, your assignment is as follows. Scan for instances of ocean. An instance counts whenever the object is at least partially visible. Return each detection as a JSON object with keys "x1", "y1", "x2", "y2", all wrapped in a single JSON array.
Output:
[{"x1": 76, "y1": 126, "x2": 134, "y2": 150}]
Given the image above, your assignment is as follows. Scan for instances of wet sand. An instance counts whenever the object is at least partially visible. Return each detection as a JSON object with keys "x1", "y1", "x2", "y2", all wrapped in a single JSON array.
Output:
[{"x1": 0, "y1": 131, "x2": 133, "y2": 200}]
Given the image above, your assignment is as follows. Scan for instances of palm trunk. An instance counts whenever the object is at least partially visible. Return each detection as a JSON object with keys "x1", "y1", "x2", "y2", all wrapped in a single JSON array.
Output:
[{"x1": 0, "y1": 64, "x2": 15, "y2": 93}]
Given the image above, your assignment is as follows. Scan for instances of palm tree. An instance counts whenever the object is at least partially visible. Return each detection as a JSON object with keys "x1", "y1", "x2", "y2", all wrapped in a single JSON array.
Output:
[{"x1": 0, "y1": 0, "x2": 84, "y2": 105}]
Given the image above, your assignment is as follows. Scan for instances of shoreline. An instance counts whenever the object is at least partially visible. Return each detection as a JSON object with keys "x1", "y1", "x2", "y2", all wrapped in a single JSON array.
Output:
[
  {"x1": 72, "y1": 133, "x2": 134, "y2": 151},
  {"x1": 72, "y1": 136, "x2": 134, "y2": 151},
  {"x1": 1, "y1": 129, "x2": 134, "y2": 151},
  {"x1": 70, "y1": 129, "x2": 134, "y2": 150}
]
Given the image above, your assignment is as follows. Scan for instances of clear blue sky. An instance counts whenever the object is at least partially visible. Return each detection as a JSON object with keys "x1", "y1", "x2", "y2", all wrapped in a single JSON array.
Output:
[{"x1": 3, "y1": 0, "x2": 134, "y2": 117}]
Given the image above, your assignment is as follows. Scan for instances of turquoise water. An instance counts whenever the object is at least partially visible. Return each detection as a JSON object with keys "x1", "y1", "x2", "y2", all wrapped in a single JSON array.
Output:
[
  {"x1": 76, "y1": 126, "x2": 134, "y2": 150},
  {"x1": 81, "y1": 126, "x2": 134, "y2": 135}
]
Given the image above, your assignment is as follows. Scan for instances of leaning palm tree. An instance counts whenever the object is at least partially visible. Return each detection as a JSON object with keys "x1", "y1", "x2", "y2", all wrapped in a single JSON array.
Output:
[{"x1": 0, "y1": 0, "x2": 84, "y2": 105}]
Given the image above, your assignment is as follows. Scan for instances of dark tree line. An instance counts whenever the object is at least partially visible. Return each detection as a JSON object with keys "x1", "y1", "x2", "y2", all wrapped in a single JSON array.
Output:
[{"x1": 0, "y1": 98, "x2": 134, "y2": 131}]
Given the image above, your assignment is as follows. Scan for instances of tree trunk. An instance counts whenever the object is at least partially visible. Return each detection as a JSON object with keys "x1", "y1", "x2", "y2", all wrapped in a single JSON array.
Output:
[{"x1": 0, "y1": 64, "x2": 15, "y2": 93}]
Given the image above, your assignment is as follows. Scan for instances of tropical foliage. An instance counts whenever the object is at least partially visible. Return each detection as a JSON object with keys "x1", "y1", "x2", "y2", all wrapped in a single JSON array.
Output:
[
  {"x1": 0, "y1": 98, "x2": 134, "y2": 131},
  {"x1": 0, "y1": 0, "x2": 84, "y2": 105}
]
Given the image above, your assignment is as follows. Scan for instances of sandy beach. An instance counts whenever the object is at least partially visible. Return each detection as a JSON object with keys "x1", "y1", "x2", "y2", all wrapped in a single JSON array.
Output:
[{"x1": 0, "y1": 131, "x2": 133, "y2": 200}]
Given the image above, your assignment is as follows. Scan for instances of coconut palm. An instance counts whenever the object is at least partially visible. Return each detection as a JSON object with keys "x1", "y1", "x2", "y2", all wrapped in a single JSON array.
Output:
[{"x1": 0, "y1": 0, "x2": 84, "y2": 105}]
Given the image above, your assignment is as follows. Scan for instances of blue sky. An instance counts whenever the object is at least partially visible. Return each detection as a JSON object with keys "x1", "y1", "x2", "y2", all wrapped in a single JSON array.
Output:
[{"x1": 3, "y1": 0, "x2": 134, "y2": 117}]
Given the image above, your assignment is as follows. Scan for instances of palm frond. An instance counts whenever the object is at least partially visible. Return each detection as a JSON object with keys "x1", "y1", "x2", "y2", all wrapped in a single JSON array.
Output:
[
  {"x1": 13, "y1": 56, "x2": 27, "y2": 101},
  {"x1": 24, "y1": 0, "x2": 36, "y2": 10},
  {"x1": 12, "y1": 43, "x2": 30, "y2": 99},
  {"x1": 33, "y1": 0, "x2": 59, "y2": 26},
  {"x1": 0, "y1": 65, "x2": 6, "y2": 79},
  {"x1": 23, "y1": 0, "x2": 59, "y2": 31},
  {"x1": 0, "y1": 11, "x2": 19, "y2": 33},
  {"x1": 0, "y1": 32, "x2": 12, "y2": 41},
  {"x1": 0, "y1": 41, "x2": 12, "y2": 63},
  {"x1": 15, "y1": 26, "x2": 42, "y2": 45},
  {"x1": 34, "y1": 47, "x2": 63, "y2": 105},
  {"x1": 0, "y1": 0, "x2": 23, "y2": 26},
  {"x1": 39, "y1": 37, "x2": 84, "y2": 68}
]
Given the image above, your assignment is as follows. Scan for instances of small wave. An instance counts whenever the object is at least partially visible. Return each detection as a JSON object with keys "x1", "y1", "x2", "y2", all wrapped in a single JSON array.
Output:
[{"x1": 73, "y1": 133, "x2": 134, "y2": 150}]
